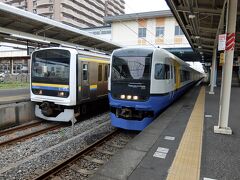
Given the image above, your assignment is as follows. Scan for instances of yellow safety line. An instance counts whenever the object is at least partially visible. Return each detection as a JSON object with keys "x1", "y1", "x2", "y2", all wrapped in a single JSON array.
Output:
[{"x1": 167, "y1": 87, "x2": 205, "y2": 180}]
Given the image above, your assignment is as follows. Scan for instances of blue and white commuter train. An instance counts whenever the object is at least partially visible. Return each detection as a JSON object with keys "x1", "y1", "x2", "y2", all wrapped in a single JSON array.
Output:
[
  {"x1": 108, "y1": 47, "x2": 203, "y2": 130},
  {"x1": 30, "y1": 47, "x2": 110, "y2": 122}
]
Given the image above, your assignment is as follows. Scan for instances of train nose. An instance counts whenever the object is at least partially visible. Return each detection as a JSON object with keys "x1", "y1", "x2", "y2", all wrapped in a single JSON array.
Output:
[{"x1": 40, "y1": 102, "x2": 53, "y2": 117}]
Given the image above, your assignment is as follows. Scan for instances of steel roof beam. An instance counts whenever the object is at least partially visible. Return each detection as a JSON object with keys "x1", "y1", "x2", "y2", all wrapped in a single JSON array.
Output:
[
  {"x1": 213, "y1": 0, "x2": 228, "y2": 48},
  {"x1": 194, "y1": 43, "x2": 214, "y2": 49},
  {"x1": 176, "y1": 6, "x2": 222, "y2": 15},
  {"x1": 0, "y1": 26, "x2": 107, "y2": 53},
  {"x1": 186, "y1": 25, "x2": 218, "y2": 33},
  {"x1": 201, "y1": 49, "x2": 214, "y2": 53},
  {"x1": 68, "y1": 36, "x2": 87, "y2": 43},
  {"x1": 32, "y1": 25, "x2": 54, "y2": 35}
]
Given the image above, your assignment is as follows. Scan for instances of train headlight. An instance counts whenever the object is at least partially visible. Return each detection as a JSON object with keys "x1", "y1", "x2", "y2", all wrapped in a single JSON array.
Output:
[
  {"x1": 127, "y1": 95, "x2": 132, "y2": 100},
  {"x1": 39, "y1": 90, "x2": 43, "y2": 95},
  {"x1": 120, "y1": 94, "x2": 125, "y2": 99},
  {"x1": 133, "y1": 96, "x2": 138, "y2": 100},
  {"x1": 58, "y1": 91, "x2": 65, "y2": 97}
]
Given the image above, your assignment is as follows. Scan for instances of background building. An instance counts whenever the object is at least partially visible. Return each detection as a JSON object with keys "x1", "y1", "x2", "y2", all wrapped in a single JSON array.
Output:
[
  {"x1": 104, "y1": 10, "x2": 190, "y2": 48},
  {"x1": 0, "y1": 50, "x2": 29, "y2": 74},
  {"x1": 0, "y1": 0, "x2": 125, "y2": 28}
]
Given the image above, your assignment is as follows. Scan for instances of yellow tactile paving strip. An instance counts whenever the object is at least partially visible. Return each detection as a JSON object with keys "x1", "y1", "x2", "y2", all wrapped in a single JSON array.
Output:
[{"x1": 166, "y1": 87, "x2": 205, "y2": 180}]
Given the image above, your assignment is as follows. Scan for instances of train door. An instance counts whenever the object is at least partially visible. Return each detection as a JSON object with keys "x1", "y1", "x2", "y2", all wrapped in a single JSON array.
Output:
[
  {"x1": 103, "y1": 64, "x2": 109, "y2": 95},
  {"x1": 170, "y1": 60, "x2": 175, "y2": 100},
  {"x1": 81, "y1": 62, "x2": 90, "y2": 100},
  {"x1": 97, "y1": 64, "x2": 104, "y2": 96}
]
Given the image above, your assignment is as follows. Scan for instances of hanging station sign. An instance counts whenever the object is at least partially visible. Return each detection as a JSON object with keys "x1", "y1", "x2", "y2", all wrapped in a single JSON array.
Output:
[{"x1": 218, "y1": 34, "x2": 226, "y2": 51}]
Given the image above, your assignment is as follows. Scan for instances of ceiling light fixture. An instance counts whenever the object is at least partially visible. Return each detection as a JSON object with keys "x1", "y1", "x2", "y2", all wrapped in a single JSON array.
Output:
[{"x1": 189, "y1": 14, "x2": 196, "y2": 19}]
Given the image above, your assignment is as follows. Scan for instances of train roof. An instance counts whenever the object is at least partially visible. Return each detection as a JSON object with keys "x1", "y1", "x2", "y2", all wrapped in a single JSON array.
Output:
[
  {"x1": 32, "y1": 47, "x2": 110, "y2": 59},
  {"x1": 113, "y1": 47, "x2": 202, "y2": 74}
]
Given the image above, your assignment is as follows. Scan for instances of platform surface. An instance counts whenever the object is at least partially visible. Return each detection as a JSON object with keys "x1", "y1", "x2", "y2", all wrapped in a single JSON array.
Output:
[
  {"x1": 0, "y1": 88, "x2": 30, "y2": 104},
  {"x1": 90, "y1": 85, "x2": 240, "y2": 180}
]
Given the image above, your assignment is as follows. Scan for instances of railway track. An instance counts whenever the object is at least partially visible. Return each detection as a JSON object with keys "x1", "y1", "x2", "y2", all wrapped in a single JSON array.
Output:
[
  {"x1": 34, "y1": 129, "x2": 132, "y2": 180},
  {"x1": 0, "y1": 123, "x2": 64, "y2": 147},
  {"x1": 0, "y1": 121, "x2": 42, "y2": 136}
]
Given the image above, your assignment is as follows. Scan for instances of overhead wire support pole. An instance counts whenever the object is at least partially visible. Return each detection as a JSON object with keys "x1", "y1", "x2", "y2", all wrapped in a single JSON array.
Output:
[
  {"x1": 209, "y1": 48, "x2": 217, "y2": 94},
  {"x1": 214, "y1": 0, "x2": 238, "y2": 135},
  {"x1": 209, "y1": 0, "x2": 227, "y2": 94}
]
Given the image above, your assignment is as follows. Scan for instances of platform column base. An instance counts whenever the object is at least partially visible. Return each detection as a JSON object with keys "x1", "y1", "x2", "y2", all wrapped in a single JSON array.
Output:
[
  {"x1": 209, "y1": 91, "x2": 215, "y2": 95},
  {"x1": 214, "y1": 126, "x2": 232, "y2": 135}
]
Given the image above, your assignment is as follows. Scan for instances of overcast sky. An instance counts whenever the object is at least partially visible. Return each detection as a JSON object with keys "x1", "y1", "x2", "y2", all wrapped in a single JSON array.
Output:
[{"x1": 125, "y1": 0, "x2": 169, "y2": 14}]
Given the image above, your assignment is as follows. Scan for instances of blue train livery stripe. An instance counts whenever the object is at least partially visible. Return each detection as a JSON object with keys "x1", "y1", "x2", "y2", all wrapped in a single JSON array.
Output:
[
  {"x1": 109, "y1": 81, "x2": 195, "y2": 130},
  {"x1": 32, "y1": 83, "x2": 69, "y2": 92}
]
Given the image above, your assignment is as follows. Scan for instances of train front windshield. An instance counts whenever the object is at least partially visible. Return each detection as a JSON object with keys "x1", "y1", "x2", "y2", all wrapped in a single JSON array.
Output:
[
  {"x1": 31, "y1": 49, "x2": 70, "y2": 97},
  {"x1": 111, "y1": 49, "x2": 152, "y2": 101},
  {"x1": 31, "y1": 49, "x2": 70, "y2": 84}
]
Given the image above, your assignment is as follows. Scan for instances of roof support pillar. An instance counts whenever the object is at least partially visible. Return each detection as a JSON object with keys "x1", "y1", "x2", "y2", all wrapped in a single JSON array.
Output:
[
  {"x1": 209, "y1": 48, "x2": 217, "y2": 94},
  {"x1": 214, "y1": 0, "x2": 238, "y2": 135}
]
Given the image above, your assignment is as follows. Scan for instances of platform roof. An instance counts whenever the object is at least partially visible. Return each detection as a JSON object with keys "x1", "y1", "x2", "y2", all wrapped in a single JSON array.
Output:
[
  {"x1": 0, "y1": 3, "x2": 122, "y2": 53},
  {"x1": 104, "y1": 10, "x2": 173, "y2": 23},
  {"x1": 166, "y1": 0, "x2": 240, "y2": 62}
]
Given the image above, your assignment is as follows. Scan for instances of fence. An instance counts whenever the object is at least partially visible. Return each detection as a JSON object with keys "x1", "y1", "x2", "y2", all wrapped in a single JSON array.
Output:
[{"x1": 0, "y1": 74, "x2": 30, "y2": 83}]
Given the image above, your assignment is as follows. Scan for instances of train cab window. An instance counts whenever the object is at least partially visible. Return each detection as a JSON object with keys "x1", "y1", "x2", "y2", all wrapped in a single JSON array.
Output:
[
  {"x1": 155, "y1": 63, "x2": 170, "y2": 79},
  {"x1": 98, "y1": 64, "x2": 102, "y2": 81},
  {"x1": 83, "y1": 64, "x2": 88, "y2": 80},
  {"x1": 104, "y1": 64, "x2": 108, "y2": 81}
]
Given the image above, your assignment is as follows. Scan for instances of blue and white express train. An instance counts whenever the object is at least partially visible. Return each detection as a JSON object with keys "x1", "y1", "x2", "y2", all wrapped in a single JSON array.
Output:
[{"x1": 108, "y1": 47, "x2": 203, "y2": 130}]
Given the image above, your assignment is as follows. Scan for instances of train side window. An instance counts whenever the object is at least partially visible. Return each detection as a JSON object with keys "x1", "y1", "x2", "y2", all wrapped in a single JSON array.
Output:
[
  {"x1": 170, "y1": 65, "x2": 173, "y2": 79},
  {"x1": 174, "y1": 66, "x2": 177, "y2": 83},
  {"x1": 98, "y1": 64, "x2": 102, "y2": 81},
  {"x1": 155, "y1": 63, "x2": 170, "y2": 79},
  {"x1": 104, "y1": 64, "x2": 108, "y2": 81},
  {"x1": 82, "y1": 64, "x2": 88, "y2": 80}
]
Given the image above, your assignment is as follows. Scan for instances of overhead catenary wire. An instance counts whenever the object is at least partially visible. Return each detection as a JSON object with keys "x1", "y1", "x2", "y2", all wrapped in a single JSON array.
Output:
[
  {"x1": 124, "y1": 3, "x2": 157, "y2": 39},
  {"x1": 93, "y1": 0, "x2": 157, "y2": 48}
]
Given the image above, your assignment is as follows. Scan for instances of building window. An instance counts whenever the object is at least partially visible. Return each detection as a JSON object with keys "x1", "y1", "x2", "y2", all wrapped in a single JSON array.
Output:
[
  {"x1": 156, "y1": 27, "x2": 164, "y2": 37},
  {"x1": 138, "y1": 28, "x2": 146, "y2": 38},
  {"x1": 175, "y1": 26, "x2": 184, "y2": 36},
  {"x1": 33, "y1": 9, "x2": 37, "y2": 13},
  {"x1": 49, "y1": 6, "x2": 53, "y2": 11}
]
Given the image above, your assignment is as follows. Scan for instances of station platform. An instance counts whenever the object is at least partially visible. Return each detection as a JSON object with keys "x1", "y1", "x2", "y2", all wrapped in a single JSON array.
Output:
[
  {"x1": 90, "y1": 85, "x2": 240, "y2": 180},
  {"x1": 0, "y1": 88, "x2": 30, "y2": 105}
]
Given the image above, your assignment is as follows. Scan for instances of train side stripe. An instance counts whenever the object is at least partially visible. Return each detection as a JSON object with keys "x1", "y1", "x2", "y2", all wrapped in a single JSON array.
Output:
[
  {"x1": 32, "y1": 83, "x2": 69, "y2": 88},
  {"x1": 79, "y1": 57, "x2": 109, "y2": 64}
]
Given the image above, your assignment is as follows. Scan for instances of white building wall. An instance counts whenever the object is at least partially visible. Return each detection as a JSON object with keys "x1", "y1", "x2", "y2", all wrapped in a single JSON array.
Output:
[
  {"x1": 164, "y1": 17, "x2": 175, "y2": 45},
  {"x1": 146, "y1": 19, "x2": 155, "y2": 46},
  {"x1": 111, "y1": 21, "x2": 138, "y2": 46},
  {"x1": 111, "y1": 16, "x2": 190, "y2": 48}
]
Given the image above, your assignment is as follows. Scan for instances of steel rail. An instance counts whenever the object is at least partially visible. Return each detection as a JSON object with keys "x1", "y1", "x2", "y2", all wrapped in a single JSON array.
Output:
[
  {"x1": 34, "y1": 129, "x2": 120, "y2": 180},
  {"x1": 0, "y1": 121, "x2": 42, "y2": 136},
  {"x1": 0, "y1": 124, "x2": 63, "y2": 147}
]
